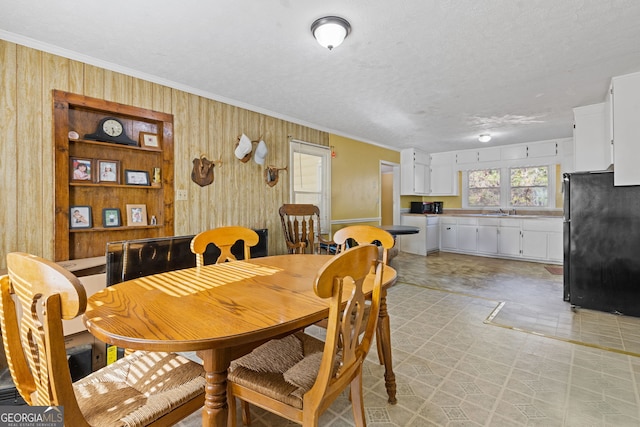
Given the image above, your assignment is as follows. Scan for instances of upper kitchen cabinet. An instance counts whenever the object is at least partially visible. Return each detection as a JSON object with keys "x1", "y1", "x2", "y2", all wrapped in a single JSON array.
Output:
[
  {"x1": 456, "y1": 150, "x2": 479, "y2": 166},
  {"x1": 573, "y1": 103, "x2": 611, "y2": 172},
  {"x1": 401, "y1": 148, "x2": 430, "y2": 195},
  {"x1": 611, "y1": 71, "x2": 640, "y2": 186},
  {"x1": 429, "y1": 152, "x2": 458, "y2": 196}
]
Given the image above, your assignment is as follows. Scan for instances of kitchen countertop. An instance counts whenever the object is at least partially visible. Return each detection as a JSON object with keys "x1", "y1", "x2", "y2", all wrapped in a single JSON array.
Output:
[{"x1": 402, "y1": 211, "x2": 563, "y2": 219}]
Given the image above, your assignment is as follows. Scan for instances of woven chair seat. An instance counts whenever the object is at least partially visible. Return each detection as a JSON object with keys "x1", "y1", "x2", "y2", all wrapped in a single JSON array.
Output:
[
  {"x1": 229, "y1": 332, "x2": 325, "y2": 409},
  {"x1": 74, "y1": 351, "x2": 206, "y2": 427}
]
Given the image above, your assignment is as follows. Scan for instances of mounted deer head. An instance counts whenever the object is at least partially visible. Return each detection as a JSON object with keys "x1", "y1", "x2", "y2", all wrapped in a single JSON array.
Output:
[
  {"x1": 191, "y1": 155, "x2": 222, "y2": 187},
  {"x1": 265, "y1": 165, "x2": 287, "y2": 187}
]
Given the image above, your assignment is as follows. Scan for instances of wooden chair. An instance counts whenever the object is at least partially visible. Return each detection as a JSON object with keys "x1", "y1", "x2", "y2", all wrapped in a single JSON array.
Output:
[
  {"x1": 190, "y1": 226, "x2": 260, "y2": 266},
  {"x1": 227, "y1": 244, "x2": 383, "y2": 426},
  {"x1": 279, "y1": 204, "x2": 334, "y2": 254},
  {"x1": 331, "y1": 225, "x2": 395, "y2": 367},
  {"x1": 333, "y1": 225, "x2": 396, "y2": 265},
  {"x1": 0, "y1": 252, "x2": 205, "y2": 427}
]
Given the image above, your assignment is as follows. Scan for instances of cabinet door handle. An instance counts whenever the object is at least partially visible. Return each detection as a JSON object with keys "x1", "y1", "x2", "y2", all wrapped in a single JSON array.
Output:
[{"x1": 446, "y1": 227, "x2": 452, "y2": 230}]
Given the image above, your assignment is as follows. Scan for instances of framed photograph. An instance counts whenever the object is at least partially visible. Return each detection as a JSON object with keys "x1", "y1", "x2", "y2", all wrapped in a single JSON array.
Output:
[
  {"x1": 70, "y1": 206, "x2": 92, "y2": 229},
  {"x1": 70, "y1": 158, "x2": 93, "y2": 182},
  {"x1": 126, "y1": 204, "x2": 148, "y2": 226},
  {"x1": 125, "y1": 169, "x2": 150, "y2": 186},
  {"x1": 102, "y1": 208, "x2": 121, "y2": 227},
  {"x1": 96, "y1": 159, "x2": 120, "y2": 184},
  {"x1": 139, "y1": 132, "x2": 160, "y2": 149}
]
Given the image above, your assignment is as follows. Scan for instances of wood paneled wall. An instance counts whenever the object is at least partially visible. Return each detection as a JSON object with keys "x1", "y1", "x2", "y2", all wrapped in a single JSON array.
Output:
[{"x1": 0, "y1": 39, "x2": 328, "y2": 268}]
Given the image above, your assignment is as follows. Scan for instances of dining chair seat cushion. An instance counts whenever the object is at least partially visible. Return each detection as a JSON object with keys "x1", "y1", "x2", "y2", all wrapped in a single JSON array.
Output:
[
  {"x1": 74, "y1": 350, "x2": 206, "y2": 427},
  {"x1": 229, "y1": 332, "x2": 325, "y2": 409}
]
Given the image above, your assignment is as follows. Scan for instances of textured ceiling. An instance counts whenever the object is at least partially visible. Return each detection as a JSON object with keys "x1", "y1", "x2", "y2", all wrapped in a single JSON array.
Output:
[{"x1": 2, "y1": 0, "x2": 640, "y2": 153}]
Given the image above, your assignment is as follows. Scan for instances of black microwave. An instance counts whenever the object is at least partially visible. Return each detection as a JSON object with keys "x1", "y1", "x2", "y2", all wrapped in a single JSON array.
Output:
[{"x1": 410, "y1": 202, "x2": 434, "y2": 214}]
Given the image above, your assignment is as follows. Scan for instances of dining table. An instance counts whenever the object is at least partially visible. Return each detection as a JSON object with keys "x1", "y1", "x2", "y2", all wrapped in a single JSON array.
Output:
[{"x1": 83, "y1": 253, "x2": 397, "y2": 427}]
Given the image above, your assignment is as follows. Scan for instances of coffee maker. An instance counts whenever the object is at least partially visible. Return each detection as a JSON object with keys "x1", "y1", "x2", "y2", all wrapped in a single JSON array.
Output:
[{"x1": 432, "y1": 201, "x2": 443, "y2": 214}]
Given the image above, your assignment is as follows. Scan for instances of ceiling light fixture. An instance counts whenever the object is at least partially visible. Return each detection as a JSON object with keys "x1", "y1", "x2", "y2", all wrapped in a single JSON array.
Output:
[
  {"x1": 311, "y1": 16, "x2": 351, "y2": 50},
  {"x1": 478, "y1": 134, "x2": 492, "y2": 143}
]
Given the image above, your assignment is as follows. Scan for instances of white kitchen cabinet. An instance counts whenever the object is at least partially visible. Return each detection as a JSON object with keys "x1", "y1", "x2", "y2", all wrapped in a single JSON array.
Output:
[
  {"x1": 521, "y1": 230, "x2": 548, "y2": 260},
  {"x1": 573, "y1": 103, "x2": 610, "y2": 172},
  {"x1": 498, "y1": 219, "x2": 521, "y2": 257},
  {"x1": 501, "y1": 145, "x2": 528, "y2": 160},
  {"x1": 457, "y1": 217, "x2": 477, "y2": 252},
  {"x1": 400, "y1": 214, "x2": 427, "y2": 255},
  {"x1": 521, "y1": 219, "x2": 563, "y2": 261},
  {"x1": 477, "y1": 218, "x2": 498, "y2": 254},
  {"x1": 440, "y1": 217, "x2": 457, "y2": 250},
  {"x1": 426, "y1": 217, "x2": 440, "y2": 252},
  {"x1": 400, "y1": 215, "x2": 440, "y2": 256},
  {"x1": 401, "y1": 148, "x2": 430, "y2": 195},
  {"x1": 527, "y1": 141, "x2": 557, "y2": 158},
  {"x1": 430, "y1": 152, "x2": 458, "y2": 196},
  {"x1": 611, "y1": 71, "x2": 640, "y2": 186},
  {"x1": 456, "y1": 150, "x2": 478, "y2": 165},
  {"x1": 547, "y1": 232, "x2": 563, "y2": 263},
  {"x1": 438, "y1": 215, "x2": 561, "y2": 263},
  {"x1": 478, "y1": 147, "x2": 501, "y2": 163}
]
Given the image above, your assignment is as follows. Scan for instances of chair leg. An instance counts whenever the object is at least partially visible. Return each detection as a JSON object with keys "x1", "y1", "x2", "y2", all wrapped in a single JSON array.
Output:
[
  {"x1": 350, "y1": 372, "x2": 366, "y2": 427},
  {"x1": 228, "y1": 395, "x2": 237, "y2": 427},
  {"x1": 375, "y1": 329, "x2": 384, "y2": 365},
  {"x1": 241, "y1": 401, "x2": 251, "y2": 426}
]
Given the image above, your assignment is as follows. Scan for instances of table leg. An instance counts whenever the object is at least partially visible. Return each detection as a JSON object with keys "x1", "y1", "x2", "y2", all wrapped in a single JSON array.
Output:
[
  {"x1": 378, "y1": 290, "x2": 397, "y2": 404},
  {"x1": 200, "y1": 349, "x2": 230, "y2": 427}
]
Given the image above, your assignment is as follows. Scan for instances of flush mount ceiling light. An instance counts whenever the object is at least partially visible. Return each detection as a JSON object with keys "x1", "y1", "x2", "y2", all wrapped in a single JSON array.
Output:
[
  {"x1": 478, "y1": 134, "x2": 492, "y2": 143},
  {"x1": 311, "y1": 16, "x2": 351, "y2": 50}
]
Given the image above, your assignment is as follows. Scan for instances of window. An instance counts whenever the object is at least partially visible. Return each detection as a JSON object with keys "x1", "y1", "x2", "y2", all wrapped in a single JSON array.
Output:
[
  {"x1": 290, "y1": 141, "x2": 331, "y2": 233},
  {"x1": 464, "y1": 165, "x2": 553, "y2": 209},
  {"x1": 467, "y1": 169, "x2": 501, "y2": 207},
  {"x1": 510, "y1": 166, "x2": 549, "y2": 207}
]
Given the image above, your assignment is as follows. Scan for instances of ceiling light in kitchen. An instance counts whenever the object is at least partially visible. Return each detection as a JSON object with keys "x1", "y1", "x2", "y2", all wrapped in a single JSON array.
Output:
[{"x1": 478, "y1": 134, "x2": 492, "y2": 143}]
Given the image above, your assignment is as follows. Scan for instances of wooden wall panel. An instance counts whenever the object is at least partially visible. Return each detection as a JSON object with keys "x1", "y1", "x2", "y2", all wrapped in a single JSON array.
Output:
[
  {"x1": 0, "y1": 41, "x2": 18, "y2": 264},
  {"x1": 0, "y1": 39, "x2": 329, "y2": 268},
  {"x1": 83, "y1": 64, "x2": 104, "y2": 99},
  {"x1": 41, "y1": 52, "x2": 71, "y2": 258},
  {"x1": 16, "y1": 45, "x2": 43, "y2": 256}
]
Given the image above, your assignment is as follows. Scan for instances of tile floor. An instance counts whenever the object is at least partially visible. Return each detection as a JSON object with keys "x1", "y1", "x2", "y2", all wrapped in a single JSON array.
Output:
[{"x1": 179, "y1": 251, "x2": 640, "y2": 426}]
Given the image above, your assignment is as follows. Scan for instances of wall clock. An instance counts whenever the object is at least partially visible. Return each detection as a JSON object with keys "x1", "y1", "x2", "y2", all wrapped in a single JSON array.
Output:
[{"x1": 84, "y1": 117, "x2": 138, "y2": 146}]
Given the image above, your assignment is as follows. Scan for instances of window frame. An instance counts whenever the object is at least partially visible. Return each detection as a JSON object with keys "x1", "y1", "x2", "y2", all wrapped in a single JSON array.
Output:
[
  {"x1": 289, "y1": 140, "x2": 332, "y2": 234},
  {"x1": 463, "y1": 164, "x2": 556, "y2": 210}
]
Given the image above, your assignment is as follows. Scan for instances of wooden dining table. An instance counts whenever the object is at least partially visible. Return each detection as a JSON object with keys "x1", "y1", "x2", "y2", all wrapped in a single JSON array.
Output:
[{"x1": 83, "y1": 254, "x2": 397, "y2": 426}]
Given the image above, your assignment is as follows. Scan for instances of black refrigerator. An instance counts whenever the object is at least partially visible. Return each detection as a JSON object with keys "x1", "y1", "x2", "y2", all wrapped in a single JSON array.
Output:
[{"x1": 563, "y1": 170, "x2": 640, "y2": 316}]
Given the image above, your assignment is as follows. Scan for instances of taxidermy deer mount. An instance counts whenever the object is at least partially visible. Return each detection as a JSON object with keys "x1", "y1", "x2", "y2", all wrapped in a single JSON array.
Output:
[
  {"x1": 191, "y1": 155, "x2": 222, "y2": 187},
  {"x1": 264, "y1": 165, "x2": 287, "y2": 187}
]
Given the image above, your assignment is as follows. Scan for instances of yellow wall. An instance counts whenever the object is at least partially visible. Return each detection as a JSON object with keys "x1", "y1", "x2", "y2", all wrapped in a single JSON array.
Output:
[{"x1": 329, "y1": 135, "x2": 400, "y2": 230}]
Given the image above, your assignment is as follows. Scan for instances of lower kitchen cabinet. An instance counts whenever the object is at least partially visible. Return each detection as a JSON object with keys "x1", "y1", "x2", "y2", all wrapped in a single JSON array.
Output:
[
  {"x1": 521, "y1": 219, "x2": 563, "y2": 262},
  {"x1": 439, "y1": 215, "x2": 562, "y2": 264},
  {"x1": 440, "y1": 217, "x2": 457, "y2": 250},
  {"x1": 477, "y1": 218, "x2": 499, "y2": 254},
  {"x1": 400, "y1": 214, "x2": 440, "y2": 256},
  {"x1": 498, "y1": 224, "x2": 521, "y2": 257},
  {"x1": 457, "y1": 218, "x2": 478, "y2": 252}
]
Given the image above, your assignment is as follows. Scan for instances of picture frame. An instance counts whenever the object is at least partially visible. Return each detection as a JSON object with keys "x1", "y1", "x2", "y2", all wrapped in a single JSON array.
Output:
[
  {"x1": 102, "y1": 208, "x2": 121, "y2": 227},
  {"x1": 96, "y1": 159, "x2": 121, "y2": 184},
  {"x1": 70, "y1": 157, "x2": 93, "y2": 182},
  {"x1": 126, "y1": 204, "x2": 148, "y2": 226},
  {"x1": 124, "y1": 169, "x2": 150, "y2": 186},
  {"x1": 70, "y1": 206, "x2": 92, "y2": 229},
  {"x1": 139, "y1": 132, "x2": 160, "y2": 149}
]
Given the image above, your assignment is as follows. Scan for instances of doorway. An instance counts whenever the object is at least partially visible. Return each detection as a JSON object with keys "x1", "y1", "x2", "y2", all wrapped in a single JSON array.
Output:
[{"x1": 380, "y1": 161, "x2": 400, "y2": 225}]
